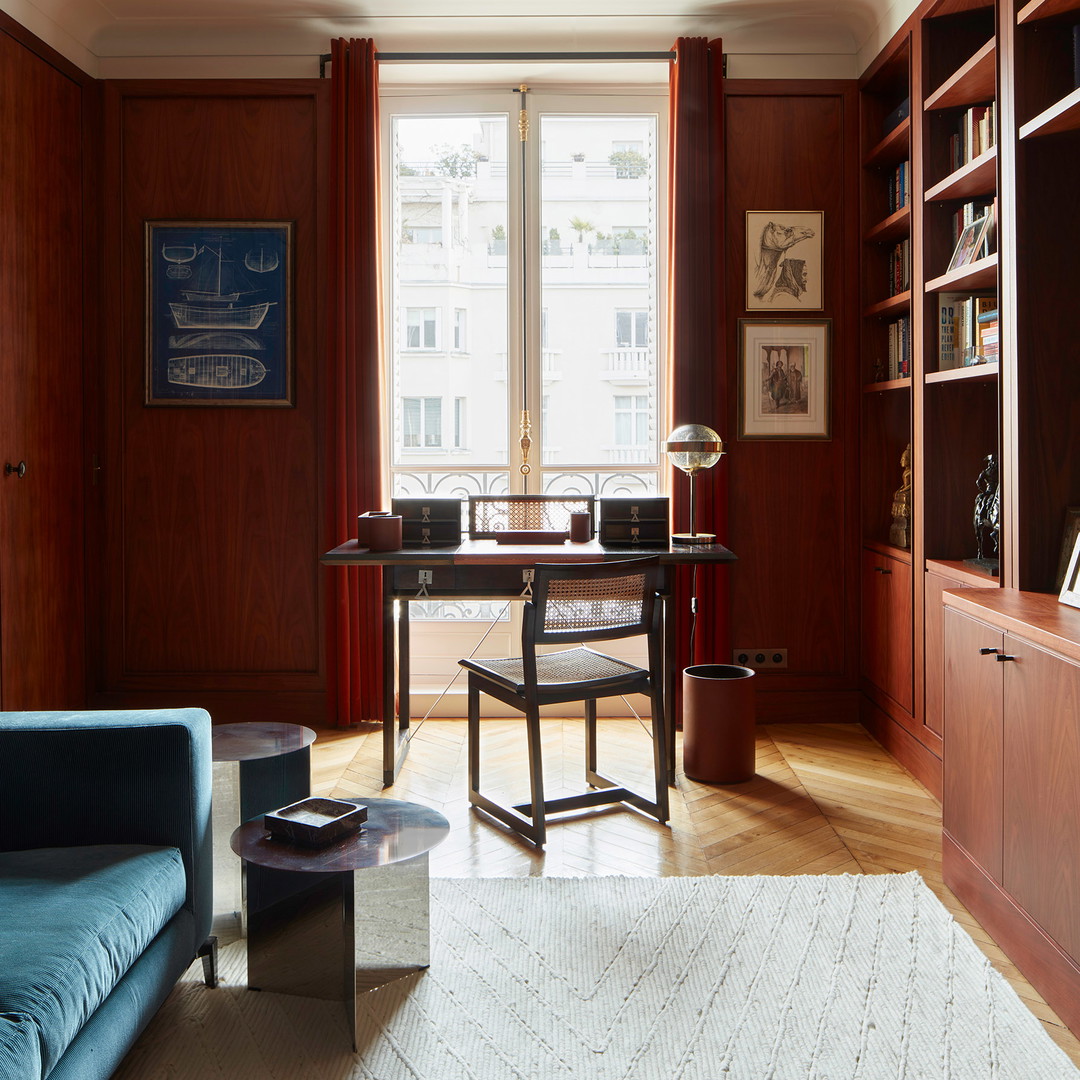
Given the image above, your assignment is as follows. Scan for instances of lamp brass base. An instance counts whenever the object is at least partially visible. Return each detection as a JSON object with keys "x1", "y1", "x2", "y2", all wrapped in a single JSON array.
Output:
[{"x1": 672, "y1": 531, "x2": 716, "y2": 545}]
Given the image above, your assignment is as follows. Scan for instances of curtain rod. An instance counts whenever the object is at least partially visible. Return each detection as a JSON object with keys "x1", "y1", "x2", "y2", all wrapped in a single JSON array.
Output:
[{"x1": 319, "y1": 50, "x2": 677, "y2": 78}]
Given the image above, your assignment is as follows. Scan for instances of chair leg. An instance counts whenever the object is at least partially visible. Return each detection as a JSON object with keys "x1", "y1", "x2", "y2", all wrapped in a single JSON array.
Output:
[
  {"x1": 524, "y1": 703, "x2": 547, "y2": 848},
  {"x1": 585, "y1": 698, "x2": 599, "y2": 785},
  {"x1": 467, "y1": 677, "x2": 482, "y2": 799},
  {"x1": 650, "y1": 689, "x2": 669, "y2": 823}
]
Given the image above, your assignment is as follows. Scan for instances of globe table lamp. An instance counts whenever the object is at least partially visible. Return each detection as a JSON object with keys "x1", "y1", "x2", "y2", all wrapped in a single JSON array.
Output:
[{"x1": 664, "y1": 423, "x2": 725, "y2": 544}]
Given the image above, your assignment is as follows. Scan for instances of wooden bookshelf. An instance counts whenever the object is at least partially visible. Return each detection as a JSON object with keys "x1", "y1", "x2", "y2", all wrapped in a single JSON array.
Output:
[
  {"x1": 864, "y1": 378, "x2": 914, "y2": 393},
  {"x1": 925, "y1": 252, "x2": 997, "y2": 292},
  {"x1": 923, "y1": 146, "x2": 996, "y2": 200},
  {"x1": 924, "y1": 38, "x2": 997, "y2": 111},
  {"x1": 1017, "y1": 0, "x2": 1080, "y2": 24},
  {"x1": 866, "y1": 206, "x2": 913, "y2": 243},
  {"x1": 1019, "y1": 87, "x2": 1080, "y2": 140},
  {"x1": 924, "y1": 360, "x2": 999, "y2": 385}
]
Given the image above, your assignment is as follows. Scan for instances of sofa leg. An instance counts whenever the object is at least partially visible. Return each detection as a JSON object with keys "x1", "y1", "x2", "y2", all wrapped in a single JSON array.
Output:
[{"x1": 197, "y1": 936, "x2": 219, "y2": 988}]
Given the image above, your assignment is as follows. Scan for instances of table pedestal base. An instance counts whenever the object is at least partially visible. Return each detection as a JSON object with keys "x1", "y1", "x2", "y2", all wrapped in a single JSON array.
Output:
[{"x1": 245, "y1": 853, "x2": 431, "y2": 1048}]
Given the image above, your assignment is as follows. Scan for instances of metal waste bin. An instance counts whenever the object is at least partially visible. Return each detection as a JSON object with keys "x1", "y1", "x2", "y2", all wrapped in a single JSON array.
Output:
[{"x1": 682, "y1": 664, "x2": 757, "y2": 783}]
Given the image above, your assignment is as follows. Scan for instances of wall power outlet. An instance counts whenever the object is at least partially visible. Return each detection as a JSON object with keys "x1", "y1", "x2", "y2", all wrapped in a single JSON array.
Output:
[{"x1": 732, "y1": 648, "x2": 788, "y2": 669}]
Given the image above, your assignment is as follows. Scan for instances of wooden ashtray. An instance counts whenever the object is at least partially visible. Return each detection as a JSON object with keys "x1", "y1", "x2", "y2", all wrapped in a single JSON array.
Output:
[{"x1": 264, "y1": 797, "x2": 367, "y2": 847}]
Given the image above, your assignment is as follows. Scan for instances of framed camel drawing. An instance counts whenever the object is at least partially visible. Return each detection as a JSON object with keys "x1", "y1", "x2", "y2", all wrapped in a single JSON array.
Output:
[{"x1": 746, "y1": 211, "x2": 823, "y2": 311}]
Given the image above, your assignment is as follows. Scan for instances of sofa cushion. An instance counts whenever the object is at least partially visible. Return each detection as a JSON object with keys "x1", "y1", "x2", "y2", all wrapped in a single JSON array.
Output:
[{"x1": 0, "y1": 844, "x2": 186, "y2": 1080}]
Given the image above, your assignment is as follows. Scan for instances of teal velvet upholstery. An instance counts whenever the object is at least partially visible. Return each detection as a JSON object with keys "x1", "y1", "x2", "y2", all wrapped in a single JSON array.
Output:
[{"x1": 0, "y1": 710, "x2": 213, "y2": 1080}]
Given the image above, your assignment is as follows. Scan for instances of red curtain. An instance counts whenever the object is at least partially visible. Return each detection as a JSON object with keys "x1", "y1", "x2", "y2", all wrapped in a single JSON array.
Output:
[
  {"x1": 668, "y1": 38, "x2": 729, "y2": 684},
  {"x1": 327, "y1": 38, "x2": 384, "y2": 727}
]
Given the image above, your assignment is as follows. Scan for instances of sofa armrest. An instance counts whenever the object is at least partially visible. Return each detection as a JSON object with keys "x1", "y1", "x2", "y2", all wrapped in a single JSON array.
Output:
[{"x1": 0, "y1": 709, "x2": 213, "y2": 949}]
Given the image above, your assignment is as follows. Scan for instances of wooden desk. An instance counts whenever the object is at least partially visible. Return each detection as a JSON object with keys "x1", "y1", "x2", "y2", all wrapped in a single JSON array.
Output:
[{"x1": 321, "y1": 539, "x2": 737, "y2": 785}]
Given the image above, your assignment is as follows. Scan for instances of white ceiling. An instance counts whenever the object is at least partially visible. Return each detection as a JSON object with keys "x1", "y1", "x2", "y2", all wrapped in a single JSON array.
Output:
[{"x1": 3, "y1": 0, "x2": 918, "y2": 81}]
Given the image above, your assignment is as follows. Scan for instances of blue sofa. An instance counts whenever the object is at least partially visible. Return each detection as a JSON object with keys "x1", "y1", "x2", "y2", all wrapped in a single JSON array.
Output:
[{"x1": 0, "y1": 709, "x2": 214, "y2": 1080}]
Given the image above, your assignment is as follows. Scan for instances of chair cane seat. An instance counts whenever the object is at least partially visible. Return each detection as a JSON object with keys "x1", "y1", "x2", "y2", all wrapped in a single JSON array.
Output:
[{"x1": 460, "y1": 647, "x2": 644, "y2": 695}]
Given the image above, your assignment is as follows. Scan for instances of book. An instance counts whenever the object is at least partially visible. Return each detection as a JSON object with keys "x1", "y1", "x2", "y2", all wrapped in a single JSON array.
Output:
[{"x1": 938, "y1": 294, "x2": 962, "y2": 370}]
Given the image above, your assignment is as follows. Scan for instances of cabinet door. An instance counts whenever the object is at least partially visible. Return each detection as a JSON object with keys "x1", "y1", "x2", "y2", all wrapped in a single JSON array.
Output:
[
  {"x1": 924, "y1": 572, "x2": 969, "y2": 744},
  {"x1": 861, "y1": 549, "x2": 913, "y2": 713},
  {"x1": 942, "y1": 608, "x2": 1003, "y2": 882},
  {"x1": 1003, "y1": 637, "x2": 1080, "y2": 960}
]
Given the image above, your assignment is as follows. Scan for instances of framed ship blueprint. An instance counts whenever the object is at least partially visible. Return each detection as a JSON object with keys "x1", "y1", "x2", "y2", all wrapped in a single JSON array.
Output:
[{"x1": 145, "y1": 221, "x2": 293, "y2": 406}]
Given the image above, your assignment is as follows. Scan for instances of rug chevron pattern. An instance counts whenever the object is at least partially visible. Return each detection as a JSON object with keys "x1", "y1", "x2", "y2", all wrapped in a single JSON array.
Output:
[{"x1": 116, "y1": 872, "x2": 1078, "y2": 1080}]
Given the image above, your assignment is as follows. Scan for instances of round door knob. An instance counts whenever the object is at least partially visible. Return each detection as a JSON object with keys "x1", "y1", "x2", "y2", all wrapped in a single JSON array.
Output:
[{"x1": 4, "y1": 461, "x2": 26, "y2": 478}]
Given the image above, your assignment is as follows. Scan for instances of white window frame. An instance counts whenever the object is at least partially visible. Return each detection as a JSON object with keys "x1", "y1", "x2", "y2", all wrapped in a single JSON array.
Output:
[
  {"x1": 404, "y1": 306, "x2": 439, "y2": 351},
  {"x1": 402, "y1": 395, "x2": 443, "y2": 449}
]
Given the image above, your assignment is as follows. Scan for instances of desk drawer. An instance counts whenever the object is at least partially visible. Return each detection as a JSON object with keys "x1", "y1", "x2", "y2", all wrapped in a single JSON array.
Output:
[{"x1": 389, "y1": 565, "x2": 529, "y2": 598}]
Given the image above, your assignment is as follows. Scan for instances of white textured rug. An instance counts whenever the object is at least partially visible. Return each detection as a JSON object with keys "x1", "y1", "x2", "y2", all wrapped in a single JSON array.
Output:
[{"x1": 115, "y1": 873, "x2": 1079, "y2": 1079}]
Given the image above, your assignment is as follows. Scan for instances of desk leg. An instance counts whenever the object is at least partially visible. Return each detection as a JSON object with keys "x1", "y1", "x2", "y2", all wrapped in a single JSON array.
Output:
[{"x1": 383, "y1": 568, "x2": 412, "y2": 787}]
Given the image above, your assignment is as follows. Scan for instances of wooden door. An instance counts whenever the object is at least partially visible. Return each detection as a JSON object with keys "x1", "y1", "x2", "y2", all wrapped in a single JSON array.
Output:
[
  {"x1": 942, "y1": 608, "x2": 1003, "y2": 881},
  {"x1": 0, "y1": 30, "x2": 86, "y2": 707},
  {"x1": 1003, "y1": 636, "x2": 1080, "y2": 960}
]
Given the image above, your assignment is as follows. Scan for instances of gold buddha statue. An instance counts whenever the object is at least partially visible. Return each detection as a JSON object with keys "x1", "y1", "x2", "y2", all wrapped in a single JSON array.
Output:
[{"x1": 889, "y1": 443, "x2": 912, "y2": 549}]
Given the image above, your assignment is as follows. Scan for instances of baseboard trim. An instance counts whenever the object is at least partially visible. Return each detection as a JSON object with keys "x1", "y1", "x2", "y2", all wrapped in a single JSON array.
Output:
[
  {"x1": 943, "y1": 833, "x2": 1080, "y2": 1038},
  {"x1": 860, "y1": 694, "x2": 942, "y2": 799}
]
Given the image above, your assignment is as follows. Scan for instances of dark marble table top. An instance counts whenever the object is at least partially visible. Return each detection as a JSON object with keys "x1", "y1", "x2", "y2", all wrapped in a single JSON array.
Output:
[
  {"x1": 230, "y1": 797, "x2": 450, "y2": 872},
  {"x1": 211, "y1": 721, "x2": 317, "y2": 762}
]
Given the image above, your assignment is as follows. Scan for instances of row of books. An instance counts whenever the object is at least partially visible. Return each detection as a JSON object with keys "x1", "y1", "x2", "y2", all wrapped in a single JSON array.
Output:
[
  {"x1": 938, "y1": 293, "x2": 996, "y2": 369},
  {"x1": 887, "y1": 315, "x2": 911, "y2": 380},
  {"x1": 948, "y1": 102, "x2": 996, "y2": 172},
  {"x1": 889, "y1": 238, "x2": 911, "y2": 296},
  {"x1": 887, "y1": 161, "x2": 910, "y2": 214}
]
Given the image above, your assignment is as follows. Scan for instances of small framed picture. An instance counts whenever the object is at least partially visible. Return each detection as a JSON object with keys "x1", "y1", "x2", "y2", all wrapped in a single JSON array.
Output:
[
  {"x1": 1059, "y1": 532, "x2": 1080, "y2": 610},
  {"x1": 746, "y1": 211, "x2": 823, "y2": 311},
  {"x1": 738, "y1": 319, "x2": 831, "y2": 440},
  {"x1": 1054, "y1": 507, "x2": 1080, "y2": 593},
  {"x1": 145, "y1": 220, "x2": 293, "y2": 407},
  {"x1": 947, "y1": 212, "x2": 993, "y2": 272}
]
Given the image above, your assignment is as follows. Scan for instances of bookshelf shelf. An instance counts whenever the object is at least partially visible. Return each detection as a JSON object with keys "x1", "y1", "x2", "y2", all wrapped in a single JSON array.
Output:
[
  {"x1": 930, "y1": 0, "x2": 995, "y2": 16},
  {"x1": 865, "y1": 290, "x2": 912, "y2": 317},
  {"x1": 864, "y1": 378, "x2": 913, "y2": 394},
  {"x1": 924, "y1": 557, "x2": 997, "y2": 586},
  {"x1": 924, "y1": 39, "x2": 997, "y2": 112},
  {"x1": 1019, "y1": 86, "x2": 1080, "y2": 140},
  {"x1": 866, "y1": 205, "x2": 912, "y2": 243},
  {"x1": 1017, "y1": 0, "x2": 1080, "y2": 24},
  {"x1": 924, "y1": 147, "x2": 997, "y2": 201},
  {"x1": 866, "y1": 538, "x2": 914, "y2": 563},
  {"x1": 925, "y1": 252, "x2": 997, "y2": 292},
  {"x1": 924, "y1": 361, "x2": 999, "y2": 386},
  {"x1": 865, "y1": 117, "x2": 912, "y2": 167}
]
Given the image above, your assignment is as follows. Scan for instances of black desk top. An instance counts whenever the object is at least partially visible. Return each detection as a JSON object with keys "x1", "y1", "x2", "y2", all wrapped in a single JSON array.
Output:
[{"x1": 320, "y1": 538, "x2": 736, "y2": 567}]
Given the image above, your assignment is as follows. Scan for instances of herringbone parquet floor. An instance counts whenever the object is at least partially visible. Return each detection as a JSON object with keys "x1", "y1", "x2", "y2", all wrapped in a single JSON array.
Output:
[{"x1": 311, "y1": 718, "x2": 1080, "y2": 1066}]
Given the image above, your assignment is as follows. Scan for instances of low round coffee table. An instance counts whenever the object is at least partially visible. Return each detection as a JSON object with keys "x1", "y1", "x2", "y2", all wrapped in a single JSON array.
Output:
[
  {"x1": 211, "y1": 721, "x2": 316, "y2": 930},
  {"x1": 232, "y1": 797, "x2": 450, "y2": 1050}
]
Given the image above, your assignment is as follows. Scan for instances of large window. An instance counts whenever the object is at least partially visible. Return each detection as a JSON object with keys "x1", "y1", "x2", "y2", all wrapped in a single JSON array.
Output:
[{"x1": 384, "y1": 90, "x2": 666, "y2": 502}]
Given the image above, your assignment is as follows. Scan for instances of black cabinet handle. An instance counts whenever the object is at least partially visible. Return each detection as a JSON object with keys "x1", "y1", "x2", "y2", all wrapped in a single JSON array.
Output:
[
  {"x1": 4, "y1": 461, "x2": 26, "y2": 479},
  {"x1": 874, "y1": 566, "x2": 892, "y2": 574},
  {"x1": 979, "y1": 647, "x2": 1000, "y2": 655},
  {"x1": 996, "y1": 654, "x2": 1016, "y2": 663}
]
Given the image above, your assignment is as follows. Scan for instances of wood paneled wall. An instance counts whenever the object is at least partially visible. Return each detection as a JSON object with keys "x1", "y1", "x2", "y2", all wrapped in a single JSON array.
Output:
[
  {"x1": 723, "y1": 82, "x2": 861, "y2": 720},
  {"x1": 97, "y1": 82, "x2": 330, "y2": 724}
]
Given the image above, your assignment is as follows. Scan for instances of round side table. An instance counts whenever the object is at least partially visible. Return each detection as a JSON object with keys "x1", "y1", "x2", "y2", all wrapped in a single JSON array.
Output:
[
  {"x1": 232, "y1": 797, "x2": 449, "y2": 1050},
  {"x1": 211, "y1": 721, "x2": 316, "y2": 931}
]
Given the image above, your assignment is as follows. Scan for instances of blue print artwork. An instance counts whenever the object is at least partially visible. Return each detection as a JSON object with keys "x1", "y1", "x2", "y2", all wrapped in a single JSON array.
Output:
[{"x1": 147, "y1": 221, "x2": 292, "y2": 405}]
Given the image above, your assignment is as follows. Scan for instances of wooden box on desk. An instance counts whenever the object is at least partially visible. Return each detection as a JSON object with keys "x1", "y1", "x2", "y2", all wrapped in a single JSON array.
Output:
[
  {"x1": 391, "y1": 497, "x2": 462, "y2": 548},
  {"x1": 598, "y1": 496, "x2": 670, "y2": 547}
]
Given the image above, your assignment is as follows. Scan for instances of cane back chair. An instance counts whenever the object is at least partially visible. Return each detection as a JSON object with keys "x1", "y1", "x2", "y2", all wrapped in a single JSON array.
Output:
[{"x1": 459, "y1": 557, "x2": 668, "y2": 847}]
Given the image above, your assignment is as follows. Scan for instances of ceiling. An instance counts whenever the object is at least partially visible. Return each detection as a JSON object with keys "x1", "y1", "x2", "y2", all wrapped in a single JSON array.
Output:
[{"x1": 4, "y1": 0, "x2": 918, "y2": 80}]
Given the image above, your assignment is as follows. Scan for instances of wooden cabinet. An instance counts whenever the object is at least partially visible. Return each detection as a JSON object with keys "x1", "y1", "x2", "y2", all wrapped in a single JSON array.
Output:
[
  {"x1": 861, "y1": 546, "x2": 913, "y2": 714},
  {"x1": 943, "y1": 589, "x2": 1080, "y2": 1036},
  {"x1": 1003, "y1": 637, "x2": 1080, "y2": 961},
  {"x1": 942, "y1": 606, "x2": 1002, "y2": 880}
]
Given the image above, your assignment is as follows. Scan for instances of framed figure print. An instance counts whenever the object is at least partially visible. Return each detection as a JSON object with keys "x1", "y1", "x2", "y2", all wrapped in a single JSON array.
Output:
[
  {"x1": 746, "y1": 211, "x2": 823, "y2": 311},
  {"x1": 145, "y1": 220, "x2": 293, "y2": 406},
  {"x1": 947, "y1": 212, "x2": 993, "y2": 272},
  {"x1": 1060, "y1": 532, "x2": 1080, "y2": 610},
  {"x1": 738, "y1": 319, "x2": 832, "y2": 440}
]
